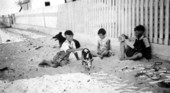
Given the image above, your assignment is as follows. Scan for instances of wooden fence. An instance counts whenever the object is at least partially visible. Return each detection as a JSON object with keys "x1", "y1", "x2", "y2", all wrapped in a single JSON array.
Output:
[{"x1": 57, "y1": 0, "x2": 170, "y2": 45}]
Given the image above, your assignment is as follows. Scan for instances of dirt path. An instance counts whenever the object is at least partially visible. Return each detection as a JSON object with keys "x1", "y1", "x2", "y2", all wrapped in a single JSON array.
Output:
[{"x1": 0, "y1": 27, "x2": 169, "y2": 93}]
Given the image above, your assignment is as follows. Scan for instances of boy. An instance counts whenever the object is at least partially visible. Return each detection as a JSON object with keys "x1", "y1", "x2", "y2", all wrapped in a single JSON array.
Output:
[
  {"x1": 39, "y1": 30, "x2": 81, "y2": 67},
  {"x1": 97, "y1": 28, "x2": 113, "y2": 59},
  {"x1": 59, "y1": 30, "x2": 81, "y2": 61},
  {"x1": 119, "y1": 25, "x2": 151, "y2": 60}
]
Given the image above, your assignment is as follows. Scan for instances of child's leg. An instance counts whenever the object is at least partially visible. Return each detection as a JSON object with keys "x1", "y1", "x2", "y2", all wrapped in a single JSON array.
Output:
[
  {"x1": 120, "y1": 42, "x2": 128, "y2": 60},
  {"x1": 74, "y1": 52, "x2": 80, "y2": 60},
  {"x1": 100, "y1": 50, "x2": 109, "y2": 59},
  {"x1": 56, "y1": 50, "x2": 71, "y2": 62},
  {"x1": 125, "y1": 52, "x2": 142, "y2": 60},
  {"x1": 90, "y1": 51, "x2": 98, "y2": 57}
]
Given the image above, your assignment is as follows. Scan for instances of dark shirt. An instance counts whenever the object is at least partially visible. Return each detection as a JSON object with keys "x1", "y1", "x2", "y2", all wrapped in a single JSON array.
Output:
[{"x1": 133, "y1": 36, "x2": 151, "y2": 59}]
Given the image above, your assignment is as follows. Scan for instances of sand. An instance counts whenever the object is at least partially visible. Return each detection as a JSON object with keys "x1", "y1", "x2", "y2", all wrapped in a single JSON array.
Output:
[{"x1": 0, "y1": 27, "x2": 169, "y2": 93}]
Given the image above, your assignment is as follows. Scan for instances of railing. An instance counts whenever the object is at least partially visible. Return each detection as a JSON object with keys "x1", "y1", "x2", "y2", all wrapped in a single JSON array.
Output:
[{"x1": 57, "y1": 0, "x2": 170, "y2": 45}]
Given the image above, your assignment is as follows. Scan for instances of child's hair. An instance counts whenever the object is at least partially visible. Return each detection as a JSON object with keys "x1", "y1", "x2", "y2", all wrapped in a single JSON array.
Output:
[
  {"x1": 98, "y1": 28, "x2": 106, "y2": 35},
  {"x1": 64, "y1": 30, "x2": 74, "y2": 36},
  {"x1": 134, "y1": 25, "x2": 145, "y2": 32}
]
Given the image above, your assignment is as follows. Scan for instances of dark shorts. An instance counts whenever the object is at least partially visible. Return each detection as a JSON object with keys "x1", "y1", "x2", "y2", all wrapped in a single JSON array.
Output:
[{"x1": 125, "y1": 46, "x2": 139, "y2": 57}]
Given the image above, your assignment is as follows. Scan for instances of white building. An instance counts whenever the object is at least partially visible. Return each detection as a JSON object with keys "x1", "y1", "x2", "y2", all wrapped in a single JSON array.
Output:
[
  {"x1": 0, "y1": 0, "x2": 65, "y2": 15},
  {"x1": 26, "y1": 0, "x2": 64, "y2": 10}
]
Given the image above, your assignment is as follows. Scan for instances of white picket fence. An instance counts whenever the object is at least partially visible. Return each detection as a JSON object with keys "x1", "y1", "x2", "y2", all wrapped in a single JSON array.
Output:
[{"x1": 57, "y1": 0, "x2": 170, "y2": 45}]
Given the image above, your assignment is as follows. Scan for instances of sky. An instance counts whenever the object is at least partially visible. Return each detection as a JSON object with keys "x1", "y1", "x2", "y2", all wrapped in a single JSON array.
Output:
[{"x1": 0, "y1": 0, "x2": 20, "y2": 15}]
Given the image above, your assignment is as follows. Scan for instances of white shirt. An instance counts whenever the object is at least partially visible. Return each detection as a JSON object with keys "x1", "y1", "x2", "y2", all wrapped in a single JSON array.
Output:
[
  {"x1": 98, "y1": 37, "x2": 110, "y2": 51},
  {"x1": 60, "y1": 40, "x2": 76, "y2": 52}
]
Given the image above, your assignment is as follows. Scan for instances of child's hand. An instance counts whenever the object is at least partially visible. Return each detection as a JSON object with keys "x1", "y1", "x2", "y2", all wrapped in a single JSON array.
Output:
[
  {"x1": 125, "y1": 39, "x2": 134, "y2": 49},
  {"x1": 128, "y1": 37, "x2": 135, "y2": 42},
  {"x1": 67, "y1": 49, "x2": 75, "y2": 52},
  {"x1": 118, "y1": 36, "x2": 125, "y2": 42},
  {"x1": 79, "y1": 48, "x2": 85, "y2": 50}
]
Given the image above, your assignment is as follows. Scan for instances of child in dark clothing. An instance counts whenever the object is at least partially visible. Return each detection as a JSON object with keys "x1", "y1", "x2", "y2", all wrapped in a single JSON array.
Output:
[{"x1": 119, "y1": 25, "x2": 151, "y2": 60}]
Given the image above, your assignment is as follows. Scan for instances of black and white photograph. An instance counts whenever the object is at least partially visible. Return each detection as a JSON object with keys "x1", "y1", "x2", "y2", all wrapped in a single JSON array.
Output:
[{"x1": 0, "y1": 0, "x2": 170, "y2": 93}]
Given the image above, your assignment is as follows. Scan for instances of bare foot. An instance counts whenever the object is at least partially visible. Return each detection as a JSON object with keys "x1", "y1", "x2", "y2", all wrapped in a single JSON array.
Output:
[
  {"x1": 119, "y1": 55, "x2": 125, "y2": 60},
  {"x1": 99, "y1": 55, "x2": 104, "y2": 59}
]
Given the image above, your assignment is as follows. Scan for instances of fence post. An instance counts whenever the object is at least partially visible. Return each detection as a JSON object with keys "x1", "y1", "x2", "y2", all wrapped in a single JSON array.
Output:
[
  {"x1": 135, "y1": 0, "x2": 139, "y2": 25},
  {"x1": 124, "y1": 0, "x2": 128, "y2": 35},
  {"x1": 140, "y1": 0, "x2": 144, "y2": 25},
  {"x1": 121, "y1": 0, "x2": 125, "y2": 34},
  {"x1": 118, "y1": 0, "x2": 121, "y2": 36},
  {"x1": 144, "y1": 0, "x2": 149, "y2": 38},
  {"x1": 114, "y1": 0, "x2": 118, "y2": 38},
  {"x1": 165, "y1": 0, "x2": 170, "y2": 45},
  {"x1": 127, "y1": 0, "x2": 131, "y2": 37},
  {"x1": 149, "y1": 0, "x2": 154, "y2": 43},
  {"x1": 153, "y1": 0, "x2": 159, "y2": 43},
  {"x1": 159, "y1": 0, "x2": 164, "y2": 44},
  {"x1": 107, "y1": 0, "x2": 111, "y2": 37},
  {"x1": 131, "y1": 0, "x2": 135, "y2": 37}
]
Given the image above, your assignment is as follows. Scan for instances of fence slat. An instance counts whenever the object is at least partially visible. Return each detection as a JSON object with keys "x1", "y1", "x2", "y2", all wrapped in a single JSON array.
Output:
[
  {"x1": 117, "y1": 0, "x2": 119, "y2": 37},
  {"x1": 149, "y1": 0, "x2": 154, "y2": 42},
  {"x1": 140, "y1": 0, "x2": 144, "y2": 25},
  {"x1": 159, "y1": 0, "x2": 164, "y2": 44},
  {"x1": 114, "y1": 0, "x2": 118, "y2": 38},
  {"x1": 153, "y1": 0, "x2": 159, "y2": 43},
  {"x1": 144, "y1": 0, "x2": 149, "y2": 38},
  {"x1": 165, "y1": 0, "x2": 170, "y2": 45},
  {"x1": 131, "y1": 0, "x2": 135, "y2": 36},
  {"x1": 124, "y1": 0, "x2": 127, "y2": 35},
  {"x1": 121, "y1": 0, "x2": 124, "y2": 34},
  {"x1": 107, "y1": 0, "x2": 112, "y2": 37},
  {"x1": 118, "y1": 0, "x2": 121, "y2": 36},
  {"x1": 127, "y1": 0, "x2": 132, "y2": 37},
  {"x1": 135, "y1": 0, "x2": 139, "y2": 25}
]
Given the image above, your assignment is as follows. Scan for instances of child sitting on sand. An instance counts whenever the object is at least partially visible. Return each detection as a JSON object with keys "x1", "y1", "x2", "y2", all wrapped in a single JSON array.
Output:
[
  {"x1": 95, "y1": 28, "x2": 113, "y2": 59},
  {"x1": 119, "y1": 25, "x2": 151, "y2": 60},
  {"x1": 39, "y1": 30, "x2": 82, "y2": 67},
  {"x1": 56, "y1": 30, "x2": 82, "y2": 64}
]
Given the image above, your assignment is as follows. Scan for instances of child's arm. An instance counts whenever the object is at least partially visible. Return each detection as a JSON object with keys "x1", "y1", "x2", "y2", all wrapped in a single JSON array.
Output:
[
  {"x1": 66, "y1": 48, "x2": 84, "y2": 52},
  {"x1": 105, "y1": 39, "x2": 111, "y2": 50},
  {"x1": 143, "y1": 37, "x2": 151, "y2": 59},
  {"x1": 81, "y1": 53, "x2": 84, "y2": 61},
  {"x1": 128, "y1": 37, "x2": 136, "y2": 42},
  {"x1": 143, "y1": 37, "x2": 150, "y2": 48},
  {"x1": 106, "y1": 39, "x2": 115, "y2": 55},
  {"x1": 97, "y1": 42, "x2": 100, "y2": 52}
]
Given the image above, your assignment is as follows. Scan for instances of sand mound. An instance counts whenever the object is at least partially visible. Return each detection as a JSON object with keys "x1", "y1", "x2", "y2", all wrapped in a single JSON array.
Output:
[{"x1": 0, "y1": 73, "x2": 120, "y2": 93}]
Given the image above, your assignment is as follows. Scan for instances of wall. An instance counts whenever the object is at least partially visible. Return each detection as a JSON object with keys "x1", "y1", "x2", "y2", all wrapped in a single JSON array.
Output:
[
  {"x1": 13, "y1": 0, "x2": 65, "y2": 28},
  {"x1": 14, "y1": 4, "x2": 62, "y2": 28}
]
